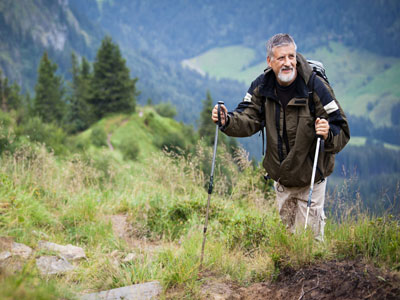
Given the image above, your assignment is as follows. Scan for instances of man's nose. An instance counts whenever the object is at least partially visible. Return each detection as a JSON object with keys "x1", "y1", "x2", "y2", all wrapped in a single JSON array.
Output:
[{"x1": 283, "y1": 57, "x2": 290, "y2": 65}]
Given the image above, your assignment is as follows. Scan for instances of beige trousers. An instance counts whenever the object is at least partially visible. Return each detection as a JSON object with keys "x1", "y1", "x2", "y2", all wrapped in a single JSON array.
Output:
[{"x1": 274, "y1": 180, "x2": 327, "y2": 241}]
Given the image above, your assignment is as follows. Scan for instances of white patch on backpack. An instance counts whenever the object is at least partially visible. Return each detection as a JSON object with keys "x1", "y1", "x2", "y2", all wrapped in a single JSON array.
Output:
[{"x1": 244, "y1": 92, "x2": 252, "y2": 102}]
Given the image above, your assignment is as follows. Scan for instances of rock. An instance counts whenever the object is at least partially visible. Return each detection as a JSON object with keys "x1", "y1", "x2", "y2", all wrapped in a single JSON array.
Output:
[
  {"x1": 38, "y1": 241, "x2": 86, "y2": 261},
  {"x1": 11, "y1": 242, "x2": 33, "y2": 259},
  {"x1": 0, "y1": 251, "x2": 11, "y2": 262},
  {"x1": 80, "y1": 281, "x2": 162, "y2": 300},
  {"x1": 0, "y1": 238, "x2": 32, "y2": 273},
  {"x1": 36, "y1": 255, "x2": 75, "y2": 275}
]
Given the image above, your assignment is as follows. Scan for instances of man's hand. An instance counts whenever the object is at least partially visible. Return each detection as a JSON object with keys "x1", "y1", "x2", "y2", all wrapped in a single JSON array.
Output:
[
  {"x1": 315, "y1": 118, "x2": 330, "y2": 140},
  {"x1": 211, "y1": 104, "x2": 228, "y2": 125}
]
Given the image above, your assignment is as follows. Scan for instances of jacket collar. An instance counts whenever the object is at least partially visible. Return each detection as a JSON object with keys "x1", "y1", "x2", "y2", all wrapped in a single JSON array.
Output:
[{"x1": 258, "y1": 52, "x2": 312, "y2": 101}]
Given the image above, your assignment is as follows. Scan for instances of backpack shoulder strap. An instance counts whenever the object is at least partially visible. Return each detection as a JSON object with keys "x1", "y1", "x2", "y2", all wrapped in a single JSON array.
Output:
[{"x1": 307, "y1": 71, "x2": 317, "y2": 119}]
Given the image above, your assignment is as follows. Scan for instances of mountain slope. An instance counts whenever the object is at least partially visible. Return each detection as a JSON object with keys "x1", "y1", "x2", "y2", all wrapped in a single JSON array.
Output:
[
  {"x1": 0, "y1": 0, "x2": 102, "y2": 90},
  {"x1": 71, "y1": 0, "x2": 400, "y2": 60}
]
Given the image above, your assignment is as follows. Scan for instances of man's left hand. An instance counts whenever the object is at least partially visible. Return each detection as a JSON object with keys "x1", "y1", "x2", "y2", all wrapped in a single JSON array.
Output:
[{"x1": 315, "y1": 118, "x2": 330, "y2": 140}]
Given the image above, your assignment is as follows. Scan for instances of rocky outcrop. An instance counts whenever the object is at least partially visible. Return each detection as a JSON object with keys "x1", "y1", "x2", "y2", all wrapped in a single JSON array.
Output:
[
  {"x1": 36, "y1": 256, "x2": 75, "y2": 275},
  {"x1": 80, "y1": 281, "x2": 162, "y2": 300},
  {"x1": 38, "y1": 240, "x2": 87, "y2": 261}
]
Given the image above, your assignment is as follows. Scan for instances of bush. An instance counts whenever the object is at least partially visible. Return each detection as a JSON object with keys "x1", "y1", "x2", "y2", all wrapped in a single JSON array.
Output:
[
  {"x1": 90, "y1": 127, "x2": 107, "y2": 147},
  {"x1": 155, "y1": 101, "x2": 177, "y2": 119},
  {"x1": 17, "y1": 116, "x2": 67, "y2": 155},
  {"x1": 157, "y1": 132, "x2": 186, "y2": 154},
  {"x1": 119, "y1": 138, "x2": 140, "y2": 160},
  {"x1": 0, "y1": 111, "x2": 16, "y2": 154}
]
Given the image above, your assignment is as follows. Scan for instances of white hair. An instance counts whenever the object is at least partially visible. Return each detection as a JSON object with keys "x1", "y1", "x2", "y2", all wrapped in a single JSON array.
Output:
[{"x1": 266, "y1": 33, "x2": 297, "y2": 60}]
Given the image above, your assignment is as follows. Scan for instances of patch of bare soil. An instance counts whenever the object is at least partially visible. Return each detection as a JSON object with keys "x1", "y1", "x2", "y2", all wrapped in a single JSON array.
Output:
[
  {"x1": 107, "y1": 214, "x2": 164, "y2": 254},
  {"x1": 239, "y1": 260, "x2": 400, "y2": 300}
]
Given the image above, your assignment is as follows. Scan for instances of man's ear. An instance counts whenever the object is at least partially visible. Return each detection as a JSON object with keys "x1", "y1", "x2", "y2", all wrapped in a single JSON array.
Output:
[{"x1": 267, "y1": 56, "x2": 272, "y2": 67}]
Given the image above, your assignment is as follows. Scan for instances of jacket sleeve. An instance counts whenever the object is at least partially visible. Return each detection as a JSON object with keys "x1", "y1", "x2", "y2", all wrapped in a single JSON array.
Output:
[
  {"x1": 220, "y1": 90, "x2": 264, "y2": 138},
  {"x1": 313, "y1": 76, "x2": 350, "y2": 153}
]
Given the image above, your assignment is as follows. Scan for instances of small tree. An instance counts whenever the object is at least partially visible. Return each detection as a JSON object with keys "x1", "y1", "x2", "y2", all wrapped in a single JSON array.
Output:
[
  {"x1": 90, "y1": 36, "x2": 139, "y2": 120},
  {"x1": 198, "y1": 91, "x2": 216, "y2": 146},
  {"x1": 66, "y1": 53, "x2": 94, "y2": 133},
  {"x1": 0, "y1": 69, "x2": 23, "y2": 112},
  {"x1": 33, "y1": 52, "x2": 65, "y2": 125}
]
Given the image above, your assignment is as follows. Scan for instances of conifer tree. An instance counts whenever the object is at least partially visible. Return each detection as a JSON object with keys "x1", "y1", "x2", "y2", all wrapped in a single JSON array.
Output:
[
  {"x1": 90, "y1": 36, "x2": 138, "y2": 120},
  {"x1": 0, "y1": 69, "x2": 11, "y2": 112},
  {"x1": 33, "y1": 52, "x2": 65, "y2": 124},
  {"x1": 198, "y1": 91, "x2": 216, "y2": 146},
  {"x1": 67, "y1": 53, "x2": 93, "y2": 133}
]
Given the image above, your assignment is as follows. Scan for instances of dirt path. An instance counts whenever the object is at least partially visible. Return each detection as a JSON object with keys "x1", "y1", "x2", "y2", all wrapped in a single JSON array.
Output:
[
  {"x1": 198, "y1": 260, "x2": 400, "y2": 300},
  {"x1": 106, "y1": 215, "x2": 400, "y2": 299},
  {"x1": 105, "y1": 118, "x2": 130, "y2": 151},
  {"x1": 108, "y1": 214, "x2": 164, "y2": 254}
]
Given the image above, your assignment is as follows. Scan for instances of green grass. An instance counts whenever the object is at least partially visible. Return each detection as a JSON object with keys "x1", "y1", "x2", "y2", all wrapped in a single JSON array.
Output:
[
  {"x1": 182, "y1": 45, "x2": 266, "y2": 85},
  {"x1": 348, "y1": 136, "x2": 400, "y2": 151},
  {"x1": 0, "y1": 110, "x2": 399, "y2": 299}
]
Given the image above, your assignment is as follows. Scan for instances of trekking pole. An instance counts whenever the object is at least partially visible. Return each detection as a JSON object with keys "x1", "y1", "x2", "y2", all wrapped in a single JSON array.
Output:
[
  {"x1": 199, "y1": 100, "x2": 224, "y2": 271},
  {"x1": 305, "y1": 135, "x2": 322, "y2": 229}
]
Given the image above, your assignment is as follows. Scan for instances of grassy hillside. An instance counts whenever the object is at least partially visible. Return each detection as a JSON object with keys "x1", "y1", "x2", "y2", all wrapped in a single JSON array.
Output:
[
  {"x1": 182, "y1": 42, "x2": 400, "y2": 127},
  {"x1": 0, "y1": 109, "x2": 399, "y2": 299}
]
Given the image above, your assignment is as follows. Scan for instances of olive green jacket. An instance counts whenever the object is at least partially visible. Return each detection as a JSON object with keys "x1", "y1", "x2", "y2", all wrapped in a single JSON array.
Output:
[{"x1": 222, "y1": 53, "x2": 350, "y2": 187}]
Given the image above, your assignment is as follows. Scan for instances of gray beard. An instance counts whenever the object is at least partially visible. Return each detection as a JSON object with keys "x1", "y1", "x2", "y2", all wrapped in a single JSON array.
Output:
[{"x1": 278, "y1": 69, "x2": 296, "y2": 83}]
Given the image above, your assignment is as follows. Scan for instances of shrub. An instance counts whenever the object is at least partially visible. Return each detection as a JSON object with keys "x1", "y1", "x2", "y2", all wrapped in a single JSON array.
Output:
[
  {"x1": 90, "y1": 127, "x2": 107, "y2": 147},
  {"x1": 119, "y1": 138, "x2": 140, "y2": 160},
  {"x1": 17, "y1": 116, "x2": 67, "y2": 155},
  {"x1": 157, "y1": 132, "x2": 186, "y2": 154},
  {"x1": 155, "y1": 101, "x2": 177, "y2": 119},
  {"x1": 0, "y1": 111, "x2": 16, "y2": 154}
]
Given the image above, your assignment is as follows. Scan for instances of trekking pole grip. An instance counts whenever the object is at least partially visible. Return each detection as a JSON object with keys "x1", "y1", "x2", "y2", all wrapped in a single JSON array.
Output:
[{"x1": 217, "y1": 101, "x2": 224, "y2": 127}]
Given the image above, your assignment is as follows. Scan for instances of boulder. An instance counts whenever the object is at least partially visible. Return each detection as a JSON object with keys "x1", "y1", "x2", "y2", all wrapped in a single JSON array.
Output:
[
  {"x1": 0, "y1": 251, "x2": 11, "y2": 262},
  {"x1": 80, "y1": 281, "x2": 162, "y2": 300},
  {"x1": 38, "y1": 241, "x2": 86, "y2": 261},
  {"x1": 11, "y1": 242, "x2": 33, "y2": 259},
  {"x1": 36, "y1": 256, "x2": 75, "y2": 275}
]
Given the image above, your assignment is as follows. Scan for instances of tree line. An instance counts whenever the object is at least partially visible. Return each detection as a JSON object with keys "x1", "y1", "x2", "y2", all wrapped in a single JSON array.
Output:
[{"x1": 0, "y1": 35, "x2": 238, "y2": 157}]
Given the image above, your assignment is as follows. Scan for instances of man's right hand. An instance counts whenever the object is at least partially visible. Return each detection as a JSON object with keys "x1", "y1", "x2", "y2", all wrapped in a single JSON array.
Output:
[{"x1": 211, "y1": 104, "x2": 228, "y2": 125}]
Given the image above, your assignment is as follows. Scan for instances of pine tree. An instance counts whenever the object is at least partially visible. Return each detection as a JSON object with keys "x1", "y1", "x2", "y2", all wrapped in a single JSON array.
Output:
[
  {"x1": 0, "y1": 69, "x2": 11, "y2": 112},
  {"x1": 33, "y1": 52, "x2": 65, "y2": 124},
  {"x1": 90, "y1": 36, "x2": 138, "y2": 120},
  {"x1": 198, "y1": 91, "x2": 217, "y2": 146},
  {"x1": 66, "y1": 53, "x2": 93, "y2": 133}
]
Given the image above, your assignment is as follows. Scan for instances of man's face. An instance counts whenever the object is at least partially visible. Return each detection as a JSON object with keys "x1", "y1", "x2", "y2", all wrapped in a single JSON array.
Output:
[{"x1": 267, "y1": 43, "x2": 297, "y2": 86}]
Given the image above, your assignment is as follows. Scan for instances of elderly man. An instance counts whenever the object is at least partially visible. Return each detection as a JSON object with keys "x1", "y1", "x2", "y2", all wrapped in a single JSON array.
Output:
[{"x1": 211, "y1": 33, "x2": 350, "y2": 240}]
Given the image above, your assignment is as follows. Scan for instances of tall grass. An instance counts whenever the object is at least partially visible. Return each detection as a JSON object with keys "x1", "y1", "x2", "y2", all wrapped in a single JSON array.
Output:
[{"x1": 0, "y1": 141, "x2": 399, "y2": 299}]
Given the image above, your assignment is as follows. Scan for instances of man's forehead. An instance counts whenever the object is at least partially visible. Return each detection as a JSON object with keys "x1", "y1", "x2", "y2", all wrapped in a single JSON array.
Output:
[{"x1": 272, "y1": 44, "x2": 296, "y2": 55}]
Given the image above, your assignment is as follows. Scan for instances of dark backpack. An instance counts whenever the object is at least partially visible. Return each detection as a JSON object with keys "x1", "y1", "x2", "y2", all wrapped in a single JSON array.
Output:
[{"x1": 307, "y1": 60, "x2": 329, "y2": 118}]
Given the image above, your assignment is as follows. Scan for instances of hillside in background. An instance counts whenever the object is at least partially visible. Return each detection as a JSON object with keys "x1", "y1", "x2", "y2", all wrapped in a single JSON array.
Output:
[
  {"x1": 182, "y1": 42, "x2": 400, "y2": 128},
  {"x1": 0, "y1": 0, "x2": 399, "y2": 210},
  {"x1": 72, "y1": 0, "x2": 400, "y2": 60},
  {"x1": 0, "y1": 0, "x2": 102, "y2": 90},
  {"x1": 2, "y1": 0, "x2": 400, "y2": 124}
]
